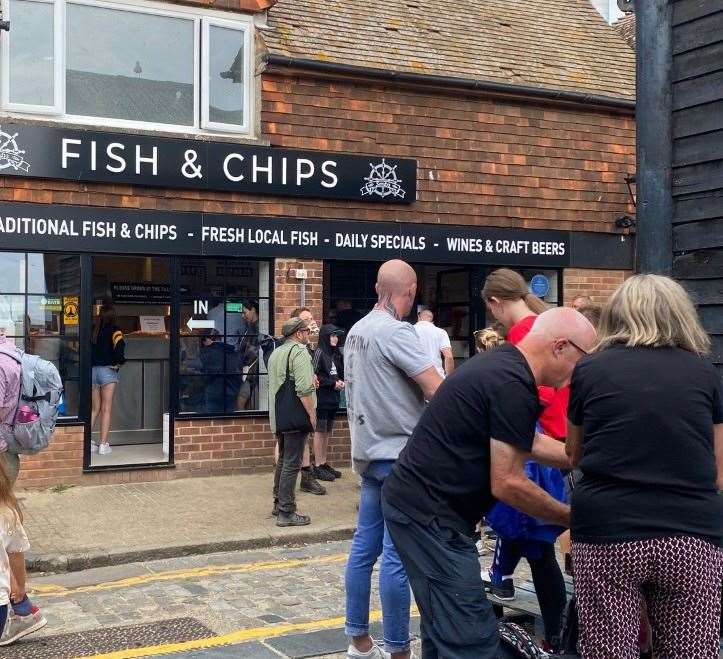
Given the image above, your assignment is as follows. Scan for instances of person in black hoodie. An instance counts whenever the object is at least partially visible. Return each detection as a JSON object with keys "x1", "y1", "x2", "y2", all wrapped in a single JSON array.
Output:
[
  {"x1": 91, "y1": 297, "x2": 126, "y2": 456},
  {"x1": 199, "y1": 331, "x2": 241, "y2": 414},
  {"x1": 312, "y1": 325, "x2": 345, "y2": 481}
]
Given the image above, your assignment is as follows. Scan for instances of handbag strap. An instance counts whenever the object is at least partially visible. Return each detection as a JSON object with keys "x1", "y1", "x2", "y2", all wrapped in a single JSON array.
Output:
[{"x1": 284, "y1": 344, "x2": 301, "y2": 382}]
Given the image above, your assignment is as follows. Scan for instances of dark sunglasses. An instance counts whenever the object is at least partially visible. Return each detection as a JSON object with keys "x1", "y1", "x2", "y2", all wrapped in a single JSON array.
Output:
[{"x1": 567, "y1": 338, "x2": 589, "y2": 355}]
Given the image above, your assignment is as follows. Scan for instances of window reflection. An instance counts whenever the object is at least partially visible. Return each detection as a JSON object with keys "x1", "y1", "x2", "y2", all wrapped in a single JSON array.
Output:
[
  {"x1": 209, "y1": 25, "x2": 245, "y2": 126},
  {"x1": 0, "y1": 253, "x2": 81, "y2": 419},
  {"x1": 179, "y1": 259, "x2": 270, "y2": 415},
  {"x1": 66, "y1": 4, "x2": 195, "y2": 125},
  {"x1": 8, "y1": 0, "x2": 55, "y2": 106}
]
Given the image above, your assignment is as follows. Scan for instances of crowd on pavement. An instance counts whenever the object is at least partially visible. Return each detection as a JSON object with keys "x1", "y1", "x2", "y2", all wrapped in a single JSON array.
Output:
[
  {"x1": 268, "y1": 259, "x2": 723, "y2": 659},
  {"x1": 0, "y1": 258, "x2": 721, "y2": 657}
]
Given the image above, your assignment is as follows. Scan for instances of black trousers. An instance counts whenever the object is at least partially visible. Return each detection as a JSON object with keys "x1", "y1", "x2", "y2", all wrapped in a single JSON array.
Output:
[
  {"x1": 382, "y1": 497, "x2": 500, "y2": 659},
  {"x1": 493, "y1": 538, "x2": 567, "y2": 645},
  {"x1": 272, "y1": 431, "x2": 307, "y2": 513}
]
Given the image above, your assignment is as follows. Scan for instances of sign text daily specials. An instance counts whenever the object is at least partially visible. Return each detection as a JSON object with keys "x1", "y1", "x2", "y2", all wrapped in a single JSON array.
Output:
[
  {"x1": 0, "y1": 122, "x2": 416, "y2": 204},
  {"x1": 0, "y1": 203, "x2": 571, "y2": 266}
]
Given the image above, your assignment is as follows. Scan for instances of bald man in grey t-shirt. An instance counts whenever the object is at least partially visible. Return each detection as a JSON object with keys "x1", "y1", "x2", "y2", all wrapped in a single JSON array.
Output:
[{"x1": 343, "y1": 260, "x2": 442, "y2": 659}]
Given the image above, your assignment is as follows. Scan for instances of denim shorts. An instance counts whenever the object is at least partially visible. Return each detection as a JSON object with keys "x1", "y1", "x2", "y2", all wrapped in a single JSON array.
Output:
[{"x1": 92, "y1": 365, "x2": 119, "y2": 388}]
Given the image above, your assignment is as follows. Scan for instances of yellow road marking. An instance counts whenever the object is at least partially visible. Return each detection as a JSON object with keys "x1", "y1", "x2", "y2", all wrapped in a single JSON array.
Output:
[
  {"x1": 31, "y1": 554, "x2": 348, "y2": 597},
  {"x1": 79, "y1": 607, "x2": 420, "y2": 659}
]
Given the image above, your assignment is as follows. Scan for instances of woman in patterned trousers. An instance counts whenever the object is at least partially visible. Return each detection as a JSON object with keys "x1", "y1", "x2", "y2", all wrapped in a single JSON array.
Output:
[{"x1": 566, "y1": 274, "x2": 723, "y2": 659}]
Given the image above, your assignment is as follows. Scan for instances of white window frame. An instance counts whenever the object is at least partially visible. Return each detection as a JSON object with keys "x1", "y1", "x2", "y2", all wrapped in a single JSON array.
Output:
[
  {"x1": 64, "y1": 0, "x2": 200, "y2": 133},
  {"x1": 0, "y1": 0, "x2": 64, "y2": 115},
  {"x1": 0, "y1": 0, "x2": 255, "y2": 137},
  {"x1": 201, "y1": 17, "x2": 251, "y2": 134}
]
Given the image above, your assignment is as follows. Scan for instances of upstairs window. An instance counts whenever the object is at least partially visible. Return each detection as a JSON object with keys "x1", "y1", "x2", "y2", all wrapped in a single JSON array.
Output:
[{"x1": 0, "y1": 0, "x2": 253, "y2": 134}]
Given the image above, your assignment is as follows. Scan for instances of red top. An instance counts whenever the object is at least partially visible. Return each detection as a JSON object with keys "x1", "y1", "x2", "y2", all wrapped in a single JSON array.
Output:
[{"x1": 506, "y1": 315, "x2": 569, "y2": 440}]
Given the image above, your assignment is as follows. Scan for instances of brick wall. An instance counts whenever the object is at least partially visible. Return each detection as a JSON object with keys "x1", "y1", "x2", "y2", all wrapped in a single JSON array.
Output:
[
  {"x1": 273, "y1": 259, "x2": 323, "y2": 333},
  {"x1": 15, "y1": 418, "x2": 352, "y2": 489},
  {"x1": 173, "y1": 416, "x2": 350, "y2": 478},
  {"x1": 1, "y1": 74, "x2": 634, "y2": 235},
  {"x1": 562, "y1": 268, "x2": 630, "y2": 306},
  {"x1": 15, "y1": 426, "x2": 178, "y2": 489}
]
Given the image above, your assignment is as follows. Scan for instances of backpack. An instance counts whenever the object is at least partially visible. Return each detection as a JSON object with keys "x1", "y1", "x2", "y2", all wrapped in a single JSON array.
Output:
[
  {"x1": 498, "y1": 621, "x2": 550, "y2": 658},
  {"x1": 259, "y1": 334, "x2": 283, "y2": 369},
  {"x1": 0, "y1": 345, "x2": 63, "y2": 455}
]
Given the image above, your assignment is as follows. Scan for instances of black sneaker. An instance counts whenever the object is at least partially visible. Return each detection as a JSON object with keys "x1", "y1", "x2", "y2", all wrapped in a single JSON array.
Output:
[
  {"x1": 300, "y1": 470, "x2": 327, "y2": 495},
  {"x1": 313, "y1": 465, "x2": 336, "y2": 482},
  {"x1": 481, "y1": 568, "x2": 516, "y2": 602},
  {"x1": 326, "y1": 463, "x2": 343, "y2": 479},
  {"x1": 276, "y1": 512, "x2": 311, "y2": 527}
]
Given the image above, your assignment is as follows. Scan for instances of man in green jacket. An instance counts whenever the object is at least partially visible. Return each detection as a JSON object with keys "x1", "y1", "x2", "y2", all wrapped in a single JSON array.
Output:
[{"x1": 268, "y1": 317, "x2": 317, "y2": 527}]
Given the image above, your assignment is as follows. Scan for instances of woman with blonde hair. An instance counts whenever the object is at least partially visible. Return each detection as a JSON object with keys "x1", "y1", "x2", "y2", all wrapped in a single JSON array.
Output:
[
  {"x1": 567, "y1": 274, "x2": 723, "y2": 659},
  {"x1": 0, "y1": 459, "x2": 46, "y2": 646},
  {"x1": 474, "y1": 324, "x2": 505, "y2": 353}
]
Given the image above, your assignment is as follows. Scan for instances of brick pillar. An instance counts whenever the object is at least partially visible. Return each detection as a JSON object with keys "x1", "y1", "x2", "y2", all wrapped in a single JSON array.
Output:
[
  {"x1": 274, "y1": 259, "x2": 324, "y2": 333},
  {"x1": 563, "y1": 268, "x2": 631, "y2": 306}
]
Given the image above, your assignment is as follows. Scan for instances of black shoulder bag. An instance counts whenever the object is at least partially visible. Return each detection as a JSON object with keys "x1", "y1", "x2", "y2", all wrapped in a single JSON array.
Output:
[{"x1": 275, "y1": 346, "x2": 314, "y2": 434}]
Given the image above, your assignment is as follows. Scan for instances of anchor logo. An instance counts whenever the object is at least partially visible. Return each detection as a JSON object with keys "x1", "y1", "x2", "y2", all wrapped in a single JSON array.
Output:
[
  {"x1": 0, "y1": 126, "x2": 31, "y2": 173},
  {"x1": 361, "y1": 158, "x2": 405, "y2": 199}
]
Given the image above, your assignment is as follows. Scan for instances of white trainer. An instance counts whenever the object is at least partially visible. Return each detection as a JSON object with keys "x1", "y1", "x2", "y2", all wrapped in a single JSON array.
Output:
[
  {"x1": 98, "y1": 443, "x2": 112, "y2": 455},
  {"x1": 0, "y1": 610, "x2": 48, "y2": 646},
  {"x1": 346, "y1": 639, "x2": 391, "y2": 659},
  {"x1": 90, "y1": 442, "x2": 99, "y2": 454}
]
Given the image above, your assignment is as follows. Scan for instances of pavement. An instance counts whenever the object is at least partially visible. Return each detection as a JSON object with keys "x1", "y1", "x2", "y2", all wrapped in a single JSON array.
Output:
[
  {"x1": 19, "y1": 470, "x2": 359, "y2": 573},
  {"x1": 13, "y1": 539, "x2": 426, "y2": 658}
]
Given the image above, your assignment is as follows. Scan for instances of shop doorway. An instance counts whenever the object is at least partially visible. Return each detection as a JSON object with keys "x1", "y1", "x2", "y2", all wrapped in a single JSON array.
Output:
[
  {"x1": 325, "y1": 262, "x2": 479, "y2": 366},
  {"x1": 87, "y1": 255, "x2": 172, "y2": 467}
]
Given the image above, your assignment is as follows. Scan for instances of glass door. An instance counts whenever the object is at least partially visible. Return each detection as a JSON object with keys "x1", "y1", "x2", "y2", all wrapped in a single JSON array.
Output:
[{"x1": 87, "y1": 255, "x2": 172, "y2": 468}]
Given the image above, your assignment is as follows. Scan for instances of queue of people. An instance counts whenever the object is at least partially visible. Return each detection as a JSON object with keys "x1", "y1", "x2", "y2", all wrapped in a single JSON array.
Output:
[{"x1": 333, "y1": 260, "x2": 722, "y2": 659}]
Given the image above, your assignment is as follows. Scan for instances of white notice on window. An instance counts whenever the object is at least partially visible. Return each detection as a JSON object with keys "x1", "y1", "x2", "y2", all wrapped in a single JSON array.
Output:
[{"x1": 139, "y1": 316, "x2": 166, "y2": 334}]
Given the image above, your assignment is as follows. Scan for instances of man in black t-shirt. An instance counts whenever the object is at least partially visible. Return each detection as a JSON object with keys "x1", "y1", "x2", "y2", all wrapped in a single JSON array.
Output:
[{"x1": 382, "y1": 307, "x2": 596, "y2": 659}]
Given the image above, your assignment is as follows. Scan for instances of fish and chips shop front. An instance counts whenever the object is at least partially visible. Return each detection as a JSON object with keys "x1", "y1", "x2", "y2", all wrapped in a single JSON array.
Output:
[{"x1": 0, "y1": 0, "x2": 635, "y2": 487}]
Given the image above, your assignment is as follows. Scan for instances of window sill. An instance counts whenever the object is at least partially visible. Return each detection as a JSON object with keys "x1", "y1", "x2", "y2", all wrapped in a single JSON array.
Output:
[
  {"x1": 0, "y1": 113, "x2": 271, "y2": 146},
  {"x1": 83, "y1": 461, "x2": 175, "y2": 474},
  {"x1": 175, "y1": 411, "x2": 269, "y2": 421}
]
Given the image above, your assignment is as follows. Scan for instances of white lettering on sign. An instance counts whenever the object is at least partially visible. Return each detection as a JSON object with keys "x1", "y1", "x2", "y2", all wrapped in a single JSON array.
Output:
[
  {"x1": 135, "y1": 145, "x2": 158, "y2": 176},
  {"x1": 106, "y1": 143, "x2": 126, "y2": 173},
  {"x1": 82, "y1": 220, "x2": 116, "y2": 238},
  {"x1": 252, "y1": 155, "x2": 273, "y2": 184},
  {"x1": 290, "y1": 230, "x2": 318, "y2": 246},
  {"x1": 63, "y1": 138, "x2": 161, "y2": 176},
  {"x1": 194, "y1": 300, "x2": 208, "y2": 315},
  {"x1": 0, "y1": 216, "x2": 80, "y2": 236},
  {"x1": 202, "y1": 226, "x2": 244, "y2": 243},
  {"x1": 296, "y1": 159, "x2": 314, "y2": 186},
  {"x1": 223, "y1": 153, "x2": 244, "y2": 182},
  {"x1": 61, "y1": 139, "x2": 82, "y2": 169},
  {"x1": 133, "y1": 223, "x2": 176, "y2": 241},
  {"x1": 446, "y1": 237, "x2": 567, "y2": 257},
  {"x1": 321, "y1": 161, "x2": 338, "y2": 189}
]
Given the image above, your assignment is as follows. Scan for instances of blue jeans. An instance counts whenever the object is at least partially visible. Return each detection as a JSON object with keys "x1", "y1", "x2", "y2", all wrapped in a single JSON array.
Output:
[{"x1": 345, "y1": 460, "x2": 411, "y2": 653}]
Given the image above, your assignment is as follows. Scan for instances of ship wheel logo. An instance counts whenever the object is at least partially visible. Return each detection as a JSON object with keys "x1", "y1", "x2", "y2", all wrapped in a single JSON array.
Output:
[
  {"x1": 361, "y1": 159, "x2": 405, "y2": 199},
  {"x1": 0, "y1": 126, "x2": 31, "y2": 173}
]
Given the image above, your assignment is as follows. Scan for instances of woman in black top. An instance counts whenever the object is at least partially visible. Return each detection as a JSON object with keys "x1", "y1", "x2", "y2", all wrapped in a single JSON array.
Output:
[
  {"x1": 312, "y1": 325, "x2": 345, "y2": 481},
  {"x1": 567, "y1": 274, "x2": 723, "y2": 659},
  {"x1": 90, "y1": 298, "x2": 126, "y2": 456}
]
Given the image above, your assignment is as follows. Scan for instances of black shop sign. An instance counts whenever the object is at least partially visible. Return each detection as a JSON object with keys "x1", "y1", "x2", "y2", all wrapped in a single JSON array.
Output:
[
  {"x1": 0, "y1": 202, "x2": 573, "y2": 267},
  {"x1": 0, "y1": 122, "x2": 416, "y2": 204}
]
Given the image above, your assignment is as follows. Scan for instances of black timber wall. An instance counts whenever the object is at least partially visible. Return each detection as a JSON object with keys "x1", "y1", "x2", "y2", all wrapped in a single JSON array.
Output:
[{"x1": 671, "y1": 0, "x2": 723, "y2": 368}]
